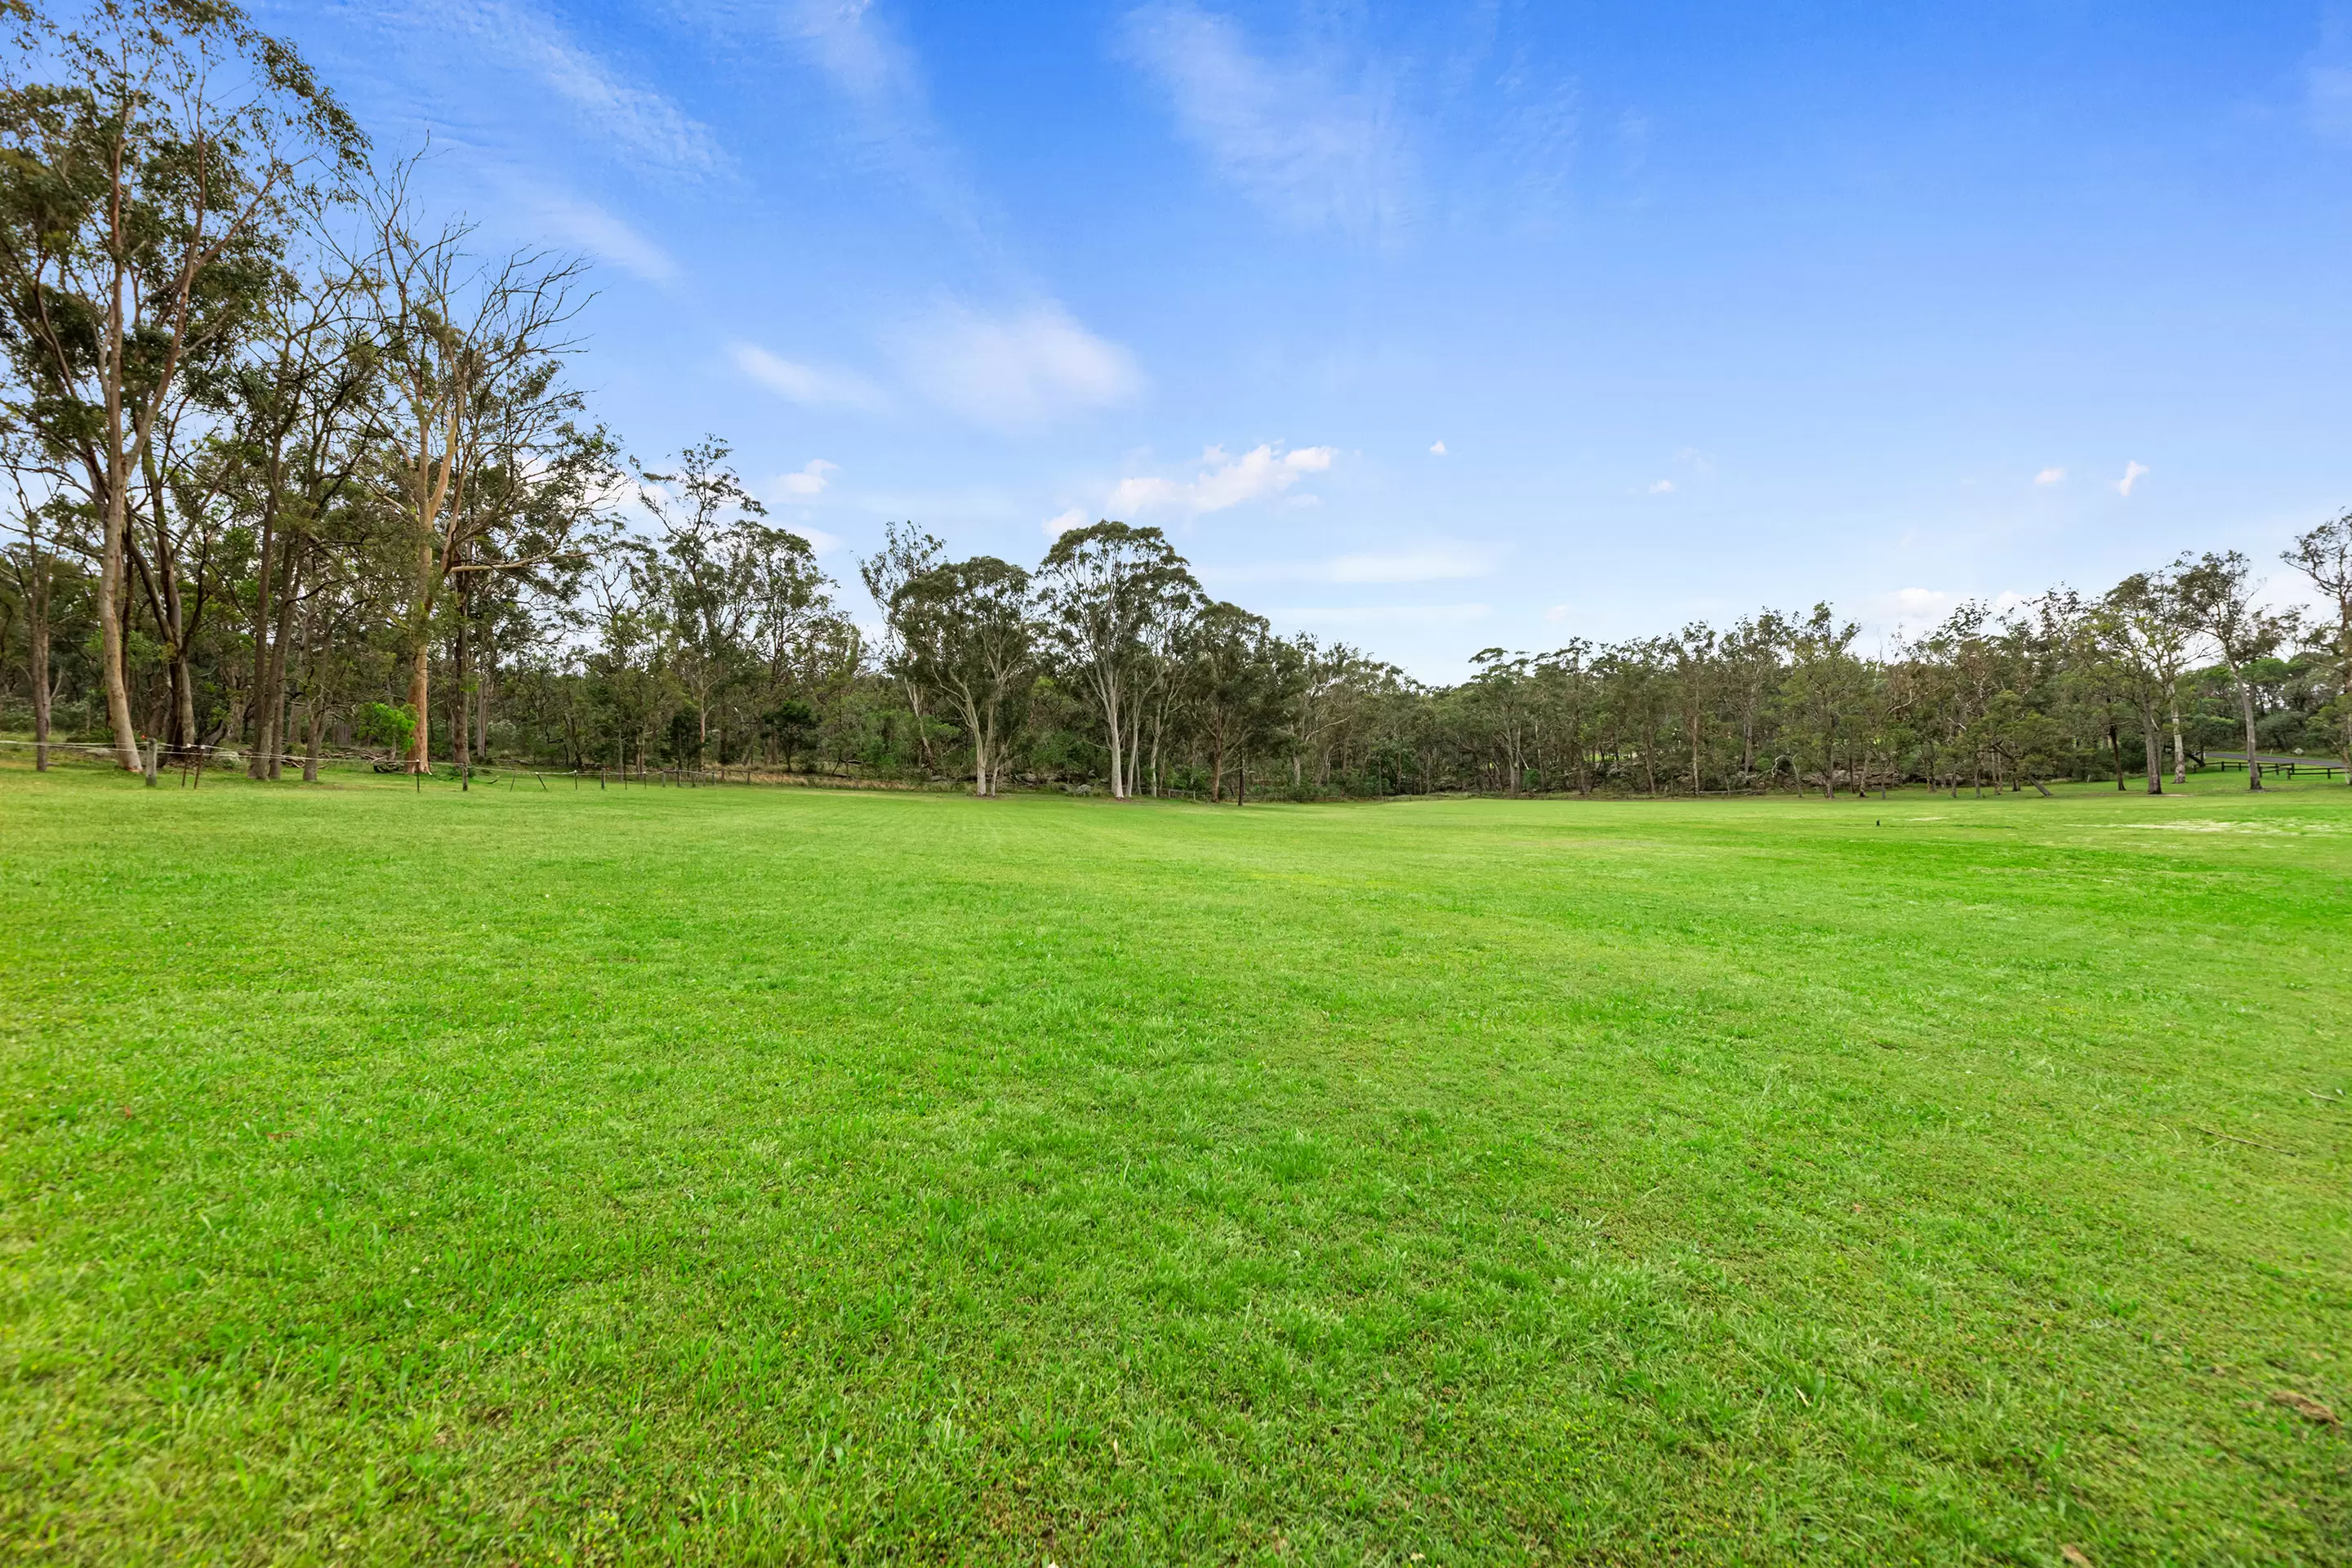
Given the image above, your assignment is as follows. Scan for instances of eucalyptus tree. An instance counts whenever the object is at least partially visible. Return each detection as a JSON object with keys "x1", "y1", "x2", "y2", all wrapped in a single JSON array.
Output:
[
  {"x1": 890, "y1": 555, "x2": 1031, "y2": 796},
  {"x1": 1287, "y1": 635, "x2": 1381, "y2": 790},
  {"x1": 1034, "y1": 519, "x2": 1195, "y2": 800},
  {"x1": 2097, "y1": 569, "x2": 2194, "y2": 793},
  {"x1": 858, "y1": 519, "x2": 942, "y2": 767},
  {"x1": 2176, "y1": 550, "x2": 2294, "y2": 791},
  {"x1": 348, "y1": 163, "x2": 609, "y2": 772},
  {"x1": 1719, "y1": 612, "x2": 1789, "y2": 786},
  {"x1": 217, "y1": 237, "x2": 375, "y2": 775},
  {"x1": 2, "y1": 441, "x2": 65, "y2": 766},
  {"x1": 1780, "y1": 604, "x2": 1863, "y2": 798},
  {"x1": 2284, "y1": 513, "x2": 2352, "y2": 780},
  {"x1": 1671, "y1": 621, "x2": 1719, "y2": 794},
  {"x1": 1185, "y1": 598, "x2": 1280, "y2": 803},
  {"x1": 1465, "y1": 647, "x2": 1538, "y2": 794},
  {"x1": 636, "y1": 437, "x2": 804, "y2": 755},
  {"x1": 0, "y1": 0, "x2": 362, "y2": 768},
  {"x1": 1534, "y1": 639, "x2": 1595, "y2": 795}
]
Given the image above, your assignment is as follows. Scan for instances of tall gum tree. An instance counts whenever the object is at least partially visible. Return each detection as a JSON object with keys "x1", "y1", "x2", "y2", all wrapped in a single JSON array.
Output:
[
  {"x1": 1034, "y1": 520, "x2": 1192, "y2": 800},
  {"x1": 346, "y1": 167, "x2": 609, "y2": 773},
  {"x1": 2284, "y1": 514, "x2": 2352, "y2": 782},
  {"x1": 2098, "y1": 569, "x2": 2194, "y2": 794},
  {"x1": 2178, "y1": 550, "x2": 2294, "y2": 791},
  {"x1": 889, "y1": 555, "x2": 1032, "y2": 796},
  {"x1": 0, "y1": 0, "x2": 361, "y2": 768}
]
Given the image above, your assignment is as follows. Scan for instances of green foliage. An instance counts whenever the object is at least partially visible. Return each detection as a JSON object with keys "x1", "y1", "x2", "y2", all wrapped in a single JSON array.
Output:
[
  {"x1": 664, "y1": 702, "x2": 701, "y2": 764},
  {"x1": 350, "y1": 700, "x2": 412, "y2": 755}
]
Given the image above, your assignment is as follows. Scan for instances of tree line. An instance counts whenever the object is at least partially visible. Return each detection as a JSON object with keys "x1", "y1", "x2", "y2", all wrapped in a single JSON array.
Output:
[{"x1": 2, "y1": 0, "x2": 2348, "y2": 802}]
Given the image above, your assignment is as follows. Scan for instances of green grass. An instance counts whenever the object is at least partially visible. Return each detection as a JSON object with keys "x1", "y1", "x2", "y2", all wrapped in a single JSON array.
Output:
[{"x1": 1, "y1": 765, "x2": 2347, "y2": 1565}]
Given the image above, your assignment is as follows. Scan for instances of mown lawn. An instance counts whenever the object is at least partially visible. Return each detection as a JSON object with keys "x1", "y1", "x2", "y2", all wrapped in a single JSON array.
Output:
[{"x1": 0, "y1": 764, "x2": 2346, "y2": 1565}]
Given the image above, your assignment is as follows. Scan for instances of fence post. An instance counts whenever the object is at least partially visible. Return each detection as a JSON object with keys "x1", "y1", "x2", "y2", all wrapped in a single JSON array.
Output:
[{"x1": 144, "y1": 737, "x2": 158, "y2": 787}]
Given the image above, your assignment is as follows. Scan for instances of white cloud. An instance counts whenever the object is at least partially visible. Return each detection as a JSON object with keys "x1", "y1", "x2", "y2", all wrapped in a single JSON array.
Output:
[
  {"x1": 895, "y1": 303, "x2": 1143, "y2": 430},
  {"x1": 1110, "y1": 443, "x2": 1335, "y2": 515},
  {"x1": 1043, "y1": 507, "x2": 1090, "y2": 537},
  {"x1": 513, "y1": 191, "x2": 679, "y2": 284},
  {"x1": 1544, "y1": 604, "x2": 1570, "y2": 623},
  {"x1": 776, "y1": 459, "x2": 838, "y2": 499},
  {"x1": 1273, "y1": 603, "x2": 1491, "y2": 629},
  {"x1": 788, "y1": 523, "x2": 844, "y2": 557},
  {"x1": 425, "y1": 0, "x2": 727, "y2": 177},
  {"x1": 2115, "y1": 460, "x2": 2149, "y2": 497},
  {"x1": 1647, "y1": 479, "x2": 1675, "y2": 494},
  {"x1": 1119, "y1": 3, "x2": 1412, "y2": 236},
  {"x1": 730, "y1": 343, "x2": 884, "y2": 410},
  {"x1": 1429, "y1": 439, "x2": 1447, "y2": 456},
  {"x1": 2034, "y1": 466, "x2": 2065, "y2": 486}
]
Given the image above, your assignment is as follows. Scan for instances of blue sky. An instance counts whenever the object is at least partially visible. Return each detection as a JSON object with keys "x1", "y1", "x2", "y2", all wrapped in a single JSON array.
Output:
[{"x1": 268, "y1": 1, "x2": 2352, "y2": 678}]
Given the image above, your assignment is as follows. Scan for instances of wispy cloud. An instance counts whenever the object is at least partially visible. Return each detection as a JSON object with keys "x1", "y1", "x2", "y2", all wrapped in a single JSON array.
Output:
[
  {"x1": 2115, "y1": 460, "x2": 2149, "y2": 497},
  {"x1": 895, "y1": 302, "x2": 1143, "y2": 430},
  {"x1": 2034, "y1": 466, "x2": 2065, "y2": 486},
  {"x1": 1119, "y1": 3, "x2": 1413, "y2": 237},
  {"x1": 416, "y1": 0, "x2": 728, "y2": 178},
  {"x1": 731, "y1": 343, "x2": 886, "y2": 409},
  {"x1": 1043, "y1": 507, "x2": 1091, "y2": 538},
  {"x1": 1111, "y1": 443, "x2": 1334, "y2": 514},
  {"x1": 1646, "y1": 479, "x2": 1675, "y2": 494},
  {"x1": 760, "y1": 0, "x2": 994, "y2": 240},
  {"x1": 1428, "y1": 439, "x2": 1447, "y2": 456},
  {"x1": 510, "y1": 189, "x2": 679, "y2": 284}
]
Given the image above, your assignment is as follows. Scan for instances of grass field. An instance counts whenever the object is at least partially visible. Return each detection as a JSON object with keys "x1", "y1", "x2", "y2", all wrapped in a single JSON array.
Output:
[{"x1": 1, "y1": 765, "x2": 2347, "y2": 1565}]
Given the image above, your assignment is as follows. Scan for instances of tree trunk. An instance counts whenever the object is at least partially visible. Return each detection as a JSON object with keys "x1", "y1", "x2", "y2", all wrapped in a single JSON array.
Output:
[
  {"x1": 2109, "y1": 723, "x2": 2126, "y2": 791},
  {"x1": 145, "y1": 461, "x2": 200, "y2": 764},
  {"x1": 407, "y1": 640, "x2": 432, "y2": 773},
  {"x1": 96, "y1": 266, "x2": 140, "y2": 771},
  {"x1": 2139, "y1": 702, "x2": 2163, "y2": 794},
  {"x1": 246, "y1": 498, "x2": 278, "y2": 777},
  {"x1": 27, "y1": 586, "x2": 50, "y2": 772},
  {"x1": 96, "y1": 482, "x2": 138, "y2": 768},
  {"x1": 1098, "y1": 677, "x2": 1126, "y2": 799},
  {"x1": 453, "y1": 604, "x2": 470, "y2": 786},
  {"x1": 264, "y1": 547, "x2": 300, "y2": 780},
  {"x1": 2238, "y1": 679, "x2": 2263, "y2": 791},
  {"x1": 302, "y1": 684, "x2": 323, "y2": 783},
  {"x1": 962, "y1": 693, "x2": 991, "y2": 796},
  {"x1": 300, "y1": 588, "x2": 324, "y2": 785},
  {"x1": 2170, "y1": 699, "x2": 2187, "y2": 786}
]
